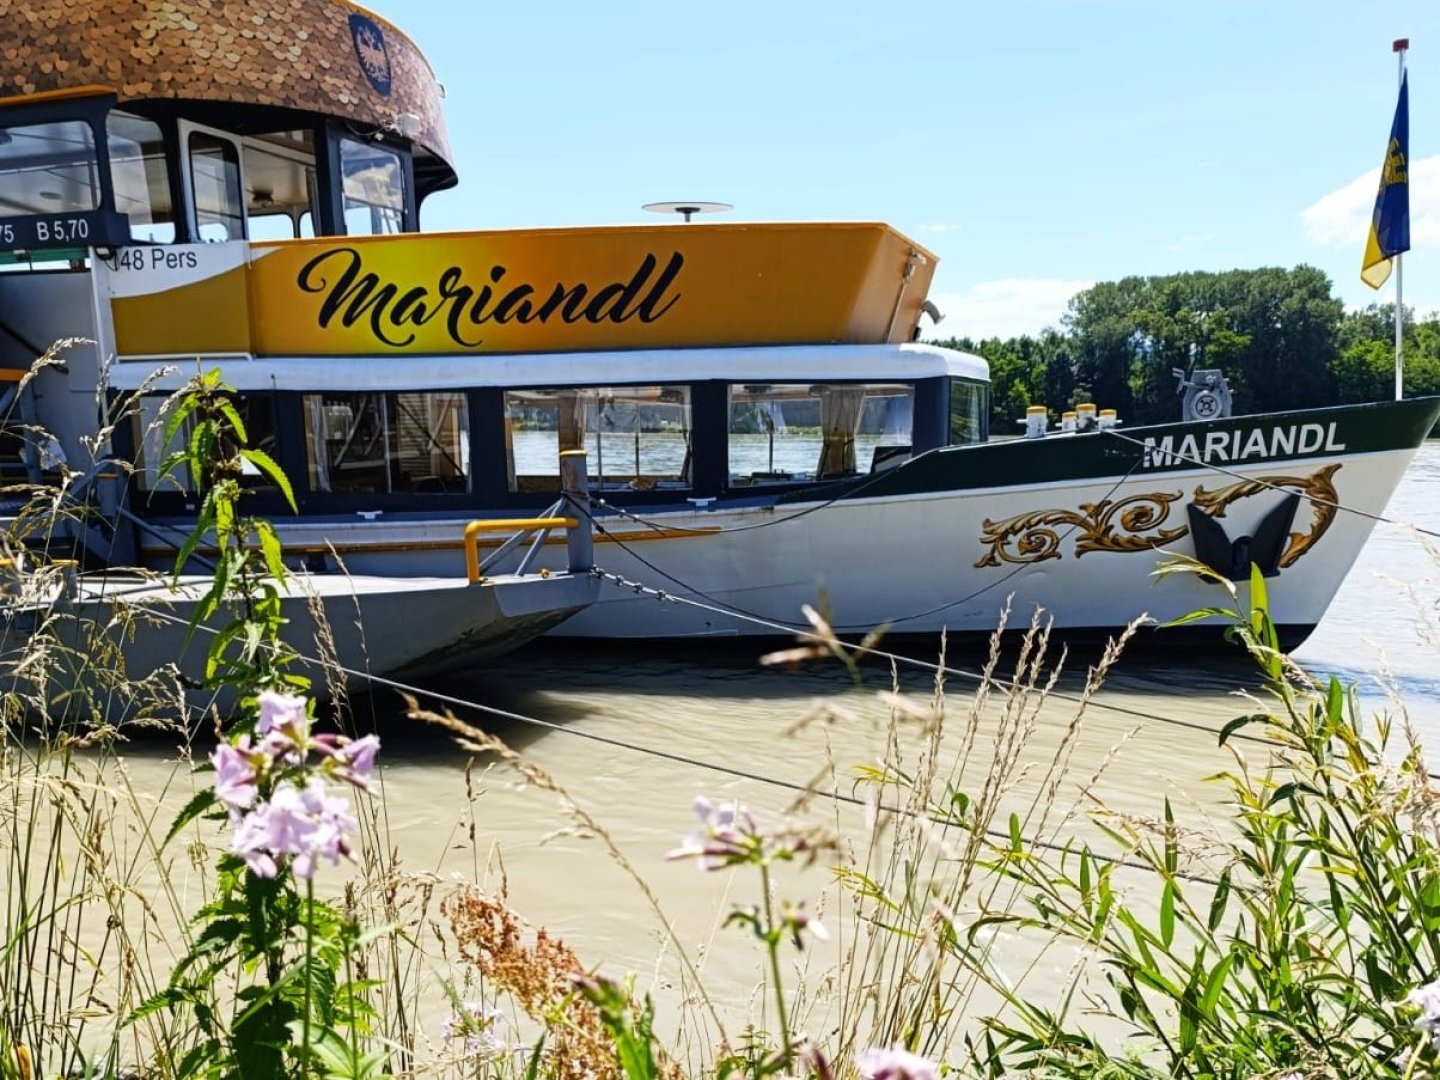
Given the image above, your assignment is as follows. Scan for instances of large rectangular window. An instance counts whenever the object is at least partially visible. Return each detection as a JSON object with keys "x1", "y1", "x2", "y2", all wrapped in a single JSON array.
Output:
[
  {"x1": 0, "y1": 120, "x2": 99, "y2": 217},
  {"x1": 948, "y1": 378, "x2": 988, "y2": 445},
  {"x1": 340, "y1": 138, "x2": 406, "y2": 236},
  {"x1": 108, "y1": 112, "x2": 174, "y2": 243},
  {"x1": 242, "y1": 131, "x2": 320, "y2": 241},
  {"x1": 727, "y1": 383, "x2": 913, "y2": 485},
  {"x1": 131, "y1": 394, "x2": 277, "y2": 494},
  {"x1": 302, "y1": 392, "x2": 469, "y2": 494},
  {"x1": 503, "y1": 386, "x2": 691, "y2": 493},
  {"x1": 189, "y1": 131, "x2": 245, "y2": 241}
]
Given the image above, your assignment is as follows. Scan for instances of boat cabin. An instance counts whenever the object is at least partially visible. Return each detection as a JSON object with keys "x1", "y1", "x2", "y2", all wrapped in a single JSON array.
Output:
[{"x1": 0, "y1": 0, "x2": 987, "y2": 545}]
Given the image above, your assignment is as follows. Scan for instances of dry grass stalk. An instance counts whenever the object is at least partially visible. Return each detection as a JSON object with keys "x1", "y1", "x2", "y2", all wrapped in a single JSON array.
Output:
[
  {"x1": 404, "y1": 695, "x2": 731, "y2": 1060},
  {"x1": 825, "y1": 605, "x2": 1140, "y2": 1063},
  {"x1": 442, "y1": 886, "x2": 623, "y2": 1080}
]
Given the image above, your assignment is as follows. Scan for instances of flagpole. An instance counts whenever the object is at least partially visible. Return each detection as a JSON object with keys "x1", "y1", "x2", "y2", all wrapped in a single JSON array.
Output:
[{"x1": 1394, "y1": 37, "x2": 1408, "y2": 401}]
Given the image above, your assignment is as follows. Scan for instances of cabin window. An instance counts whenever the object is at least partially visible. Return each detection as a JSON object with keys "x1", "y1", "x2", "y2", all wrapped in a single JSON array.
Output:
[
  {"x1": 188, "y1": 132, "x2": 245, "y2": 241},
  {"x1": 107, "y1": 112, "x2": 174, "y2": 243},
  {"x1": 503, "y1": 386, "x2": 692, "y2": 494},
  {"x1": 130, "y1": 393, "x2": 278, "y2": 494},
  {"x1": 241, "y1": 132, "x2": 320, "y2": 241},
  {"x1": 339, "y1": 138, "x2": 406, "y2": 236},
  {"x1": 301, "y1": 392, "x2": 469, "y2": 494},
  {"x1": 0, "y1": 120, "x2": 100, "y2": 217},
  {"x1": 727, "y1": 383, "x2": 914, "y2": 485},
  {"x1": 948, "y1": 378, "x2": 987, "y2": 445}
]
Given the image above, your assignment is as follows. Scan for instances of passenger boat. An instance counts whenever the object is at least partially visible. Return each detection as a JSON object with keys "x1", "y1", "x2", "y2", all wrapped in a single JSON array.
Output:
[{"x1": 0, "y1": 0, "x2": 1433, "y2": 655}]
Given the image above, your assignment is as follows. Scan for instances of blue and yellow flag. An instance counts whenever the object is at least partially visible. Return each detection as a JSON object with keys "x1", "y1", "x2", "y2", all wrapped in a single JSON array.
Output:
[{"x1": 1362, "y1": 72, "x2": 1410, "y2": 289}]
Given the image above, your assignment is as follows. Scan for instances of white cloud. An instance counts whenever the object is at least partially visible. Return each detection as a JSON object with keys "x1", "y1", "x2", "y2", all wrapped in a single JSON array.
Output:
[
  {"x1": 1303, "y1": 154, "x2": 1440, "y2": 246},
  {"x1": 923, "y1": 278, "x2": 1091, "y2": 340}
]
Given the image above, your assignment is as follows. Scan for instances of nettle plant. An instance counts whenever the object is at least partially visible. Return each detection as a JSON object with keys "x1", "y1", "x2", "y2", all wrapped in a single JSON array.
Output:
[
  {"x1": 128, "y1": 370, "x2": 390, "y2": 1079},
  {"x1": 156, "y1": 366, "x2": 298, "y2": 692},
  {"x1": 952, "y1": 568, "x2": 1440, "y2": 1080}
]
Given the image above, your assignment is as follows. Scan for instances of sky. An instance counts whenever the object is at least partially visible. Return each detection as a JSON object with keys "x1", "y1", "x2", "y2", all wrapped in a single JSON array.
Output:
[{"x1": 361, "y1": 0, "x2": 1438, "y2": 341}]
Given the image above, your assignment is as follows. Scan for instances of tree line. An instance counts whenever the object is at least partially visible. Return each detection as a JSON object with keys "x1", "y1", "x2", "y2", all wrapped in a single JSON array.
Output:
[{"x1": 928, "y1": 266, "x2": 1440, "y2": 432}]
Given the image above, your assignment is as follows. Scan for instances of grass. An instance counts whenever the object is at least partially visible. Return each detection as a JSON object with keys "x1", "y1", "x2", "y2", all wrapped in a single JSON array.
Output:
[{"x1": 2, "y1": 357, "x2": 1439, "y2": 1077}]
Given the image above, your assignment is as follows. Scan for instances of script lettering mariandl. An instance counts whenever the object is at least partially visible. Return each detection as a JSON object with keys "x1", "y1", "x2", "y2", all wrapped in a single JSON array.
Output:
[
  {"x1": 295, "y1": 248, "x2": 685, "y2": 349},
  {"x1": 1141, "y1": 422, "x2": 1346, "y2": 469}
]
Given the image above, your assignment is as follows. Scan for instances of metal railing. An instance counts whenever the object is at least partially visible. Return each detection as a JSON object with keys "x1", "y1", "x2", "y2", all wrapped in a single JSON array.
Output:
[{"x1": 463, "y1": 449, "x2": 593, "y2": 584}]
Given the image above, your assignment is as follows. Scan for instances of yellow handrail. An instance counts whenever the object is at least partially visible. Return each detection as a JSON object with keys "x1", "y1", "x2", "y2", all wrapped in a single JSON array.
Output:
[{"x1": 464, "y1": 517, "x2": 579, "y2": 583}]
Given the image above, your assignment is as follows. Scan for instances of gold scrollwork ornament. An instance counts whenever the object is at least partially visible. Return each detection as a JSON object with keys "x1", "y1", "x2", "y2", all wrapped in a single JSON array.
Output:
[{"x1": 976, "y1": 491, "x2": 1187, "y2": 568}]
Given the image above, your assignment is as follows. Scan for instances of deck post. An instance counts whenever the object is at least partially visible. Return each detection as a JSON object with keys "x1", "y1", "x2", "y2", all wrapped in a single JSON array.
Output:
[{"x1": 559, "y1": 449, "x2": 593, "y2": 574}]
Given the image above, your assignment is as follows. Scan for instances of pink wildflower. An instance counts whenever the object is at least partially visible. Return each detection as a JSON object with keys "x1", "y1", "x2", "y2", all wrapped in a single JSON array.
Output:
[
  {"x1": 231, "y1": 777, "x2": 357, "y2": 880},
  {"x1": 256, "y1": 690, "x2": 309, "y2": 764},
  {"x1": 334, "y1": 734, "x2": 381, "y2": 787},
  {"x1": 666, "y1": 796, "x2": 756, "y2": 871},
  {"x1": 855, "y1": 1047, "x2": 940, "y2": 1080},
  {"x1": 210, "y1": 737, "x2": 259, "y2": 812}
]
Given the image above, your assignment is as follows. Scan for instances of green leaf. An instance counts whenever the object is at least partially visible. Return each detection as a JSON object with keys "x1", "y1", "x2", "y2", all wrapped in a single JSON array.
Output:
[
  {"x1": 1159, "y1": 879, "x2": 1176, "y2": 949},
  {"x1": 1325, "y1": 675, "x2": 1345, "y2": 723},
  {"x1": 240, "y1": 447, "x2": 297, "y2": 511},
  {"x1": 1199, "y1": 952, "x2": 1234, "y2": 1018},
  {"x1": 1218, "y1": 713, "x2": 1265, "y2": 747},
  {"x1": 216, "y1": 397, "x2": 248, "y2": 443},
  {"x1": 524, "y1": 1034, "x2": 546, "y2": 1080},
  {"x1": 1161, "y1": 606, "x2": 1240, "y2": 629},
  {"x1": 1163, "y1": 797, "x2": 1177, "y2": 876},
  {"x1": 163, "y1": 393, "x2": 199, "y2": 448},
  {"x1": 1008, "y1": 812, "x2": 1023, "y2": 854},
  {"x1": 1266, "y1": 781, "x2": 1299, "y2": 808},
  {"x1": 164, "y1": 788, "x2": 219, "y2": 847},
  {"x1": 204, "y1": 620, "x2": 245, "y2": 681},
  {"x1": 254, "y1": 520, "x2": 288, "y2": 582},
  {"x1": 1206, "y1": 869, "x2": 1231, "y2": 933}
]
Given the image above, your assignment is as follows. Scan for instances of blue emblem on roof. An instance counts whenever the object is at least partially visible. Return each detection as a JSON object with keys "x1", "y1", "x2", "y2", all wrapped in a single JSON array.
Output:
[{"x1": 349, "y1": 13, "x2": 392, "y2": 97}]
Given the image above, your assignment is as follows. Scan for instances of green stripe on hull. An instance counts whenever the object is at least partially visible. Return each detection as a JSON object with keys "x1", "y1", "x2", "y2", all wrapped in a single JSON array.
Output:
[{"x1": 798, "y1": 397, "x2": 1440, "y2": 501}]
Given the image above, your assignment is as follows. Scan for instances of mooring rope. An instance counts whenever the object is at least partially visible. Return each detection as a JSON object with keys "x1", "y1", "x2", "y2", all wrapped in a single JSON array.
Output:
[
  {"x1": 106, "y1": 591, "x2": 1227, "y2": 886},
  {"x1": 581, "y1": 445, "x2": 1149, "y2": 634}
]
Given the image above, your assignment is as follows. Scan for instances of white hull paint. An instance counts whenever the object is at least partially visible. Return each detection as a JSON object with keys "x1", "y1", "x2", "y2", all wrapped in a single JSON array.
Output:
[
  {"x1": 2, "y1": 570, "x2": 599, "y2": 711},
  {"x1": 248, "y1": 445, "x2": 1414, "y2": 641}
]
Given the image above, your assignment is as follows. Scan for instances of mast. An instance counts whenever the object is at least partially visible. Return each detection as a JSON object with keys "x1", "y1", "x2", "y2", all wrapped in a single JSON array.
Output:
[{"x1": 1394, "y1": 37, "x2": 1408, "y2": 401}]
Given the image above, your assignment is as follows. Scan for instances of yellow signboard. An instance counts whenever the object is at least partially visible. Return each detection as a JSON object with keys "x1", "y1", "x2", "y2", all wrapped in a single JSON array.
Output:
[{"x1": 100, "y1": 223, "x2": 937, "y2": 359}]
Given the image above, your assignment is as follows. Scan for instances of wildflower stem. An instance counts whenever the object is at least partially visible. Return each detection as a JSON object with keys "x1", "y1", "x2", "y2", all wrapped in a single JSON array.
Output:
[
  {"x1": 1402, "y1": 1039, "x2": 1424, "y2": 1080},
  {"x1": 303, "y1": 875, "x2": 314, "y2": 1073},
  {"x1": 759, "y1": 862, "x2": 792, "y2": 1063}
]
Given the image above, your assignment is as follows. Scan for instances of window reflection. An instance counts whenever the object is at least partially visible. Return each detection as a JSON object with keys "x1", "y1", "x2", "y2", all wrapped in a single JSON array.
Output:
[
  {"x1": 188, "y1": 132, "x2": 244, "y2": 241},
  {"x1": 727, "y1": 383, "x2": 914, "y2": 485},
  {"x1": 503, "y1": 387, "x2": 691, "y2": 493},
  {"x1": 132, "y1": 394, "x2": 277, "y2": 493},
  {"x1": 340, "y1": 138, "x2": 406, "y2": 235},
  {"x1": 302, "y1": 392, "x2": 469, "y2": 494},
  {"x1": 0, "y1": 120, "x2": 99, "y2": 217},
  {"x1": 107, "y1": 112, "x2": 173, "y2": 242},
  {"x1": 948, "y1": 378, "x2": 988, "y2": 445}
]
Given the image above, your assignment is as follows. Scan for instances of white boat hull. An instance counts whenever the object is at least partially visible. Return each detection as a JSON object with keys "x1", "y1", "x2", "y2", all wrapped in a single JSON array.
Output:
[
  {"x1": 1, "y1": 569, "x2": 598, "y2": 713},
  {"x1": 235, "y1": 438, "x2": 1416, "y2": 646}
]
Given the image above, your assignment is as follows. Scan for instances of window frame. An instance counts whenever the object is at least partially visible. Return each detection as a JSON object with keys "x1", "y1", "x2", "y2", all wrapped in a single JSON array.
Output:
[
  {"x1": 0, "y1": 93, "x2": 132, "y2": 258},
  {"x1": 179, "y1": 121, "x2": 248, "y2": 243}
]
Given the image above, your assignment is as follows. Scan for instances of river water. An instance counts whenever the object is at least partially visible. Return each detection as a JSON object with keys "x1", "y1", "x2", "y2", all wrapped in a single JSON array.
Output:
[{"x1": 52, "y1": 442, "x2": 1440, "y2": 1059}]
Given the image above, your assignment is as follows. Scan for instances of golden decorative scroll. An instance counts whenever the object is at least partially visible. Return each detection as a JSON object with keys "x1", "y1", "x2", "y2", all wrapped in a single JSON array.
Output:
[
  {"x1": 0, "y1": 0, "x2": 451, "y2": 168},
  {"x1": 976, "y1": 491, "x2": 1187, "y2": 568},
  {"x1": 975, "y1": 465, "x2": 1342, "y2": 569},
  {"x1": 1191, "y1": 463, "x2": 1341, "y2": 568}
]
